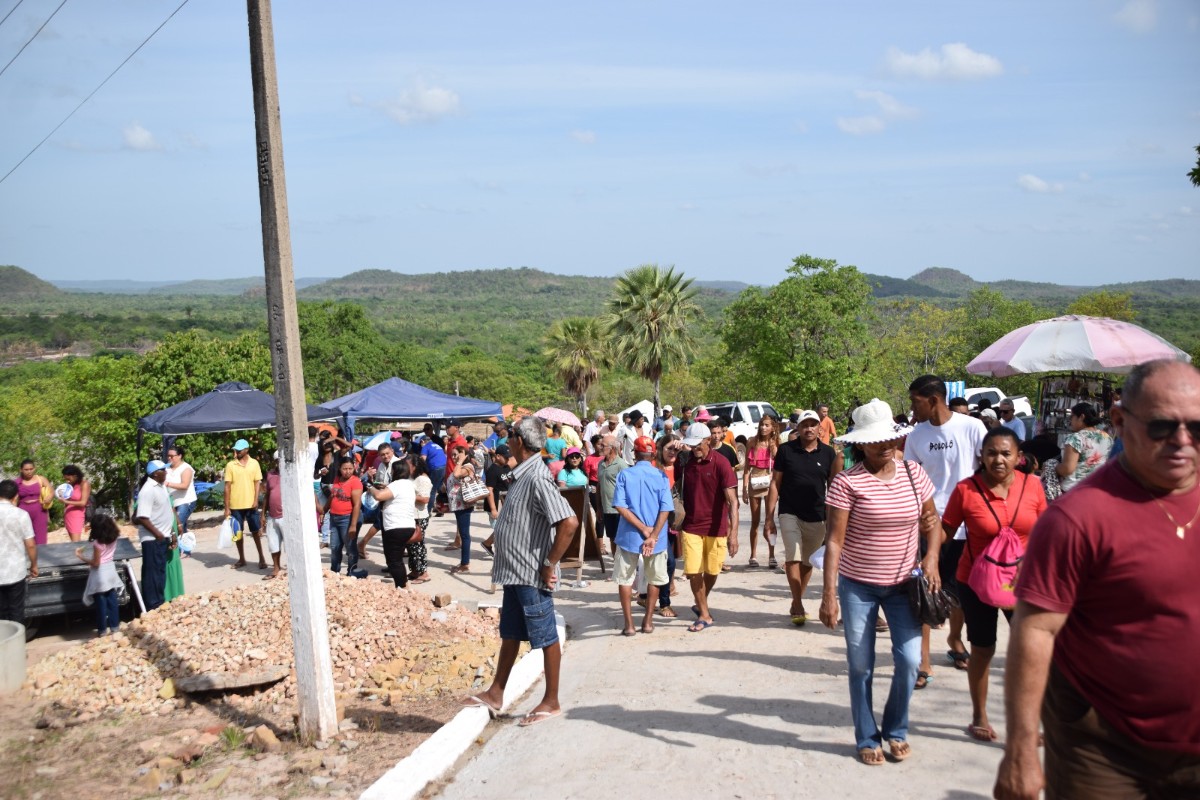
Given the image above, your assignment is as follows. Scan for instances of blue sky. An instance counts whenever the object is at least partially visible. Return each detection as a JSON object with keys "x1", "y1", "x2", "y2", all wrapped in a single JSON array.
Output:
[{"x1": 1, "y1": 0, "x2": 1197, "y2": 286}]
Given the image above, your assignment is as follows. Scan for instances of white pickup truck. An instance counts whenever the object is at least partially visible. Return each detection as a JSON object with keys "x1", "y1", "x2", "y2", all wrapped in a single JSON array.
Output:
[
  {"x1": 700, "y1": 401, "x2": 782, "y2": 467},
  {"x1": 964, "y1": 387, "x2": 1033, "y2": 418}
]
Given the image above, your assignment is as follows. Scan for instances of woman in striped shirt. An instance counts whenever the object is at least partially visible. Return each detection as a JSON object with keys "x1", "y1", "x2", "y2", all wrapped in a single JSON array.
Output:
[{"x1": 820, "y1": 399, "x2": 941, "y2": 767}]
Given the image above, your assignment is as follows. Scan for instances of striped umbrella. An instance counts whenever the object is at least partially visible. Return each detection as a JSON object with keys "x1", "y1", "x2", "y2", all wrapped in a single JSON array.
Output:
[{"x1": 967, "y1": 315, "x2": 1191, "y2": 377}]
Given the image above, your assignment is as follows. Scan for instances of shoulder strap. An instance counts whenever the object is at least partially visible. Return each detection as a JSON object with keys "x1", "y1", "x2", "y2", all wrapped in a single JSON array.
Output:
[
  {"x1": 969, "y1": 476, "x2": 1005, "y2": 531},
  {"x1": 902, "y1": 460, "x2": 921, "y2": 510}
]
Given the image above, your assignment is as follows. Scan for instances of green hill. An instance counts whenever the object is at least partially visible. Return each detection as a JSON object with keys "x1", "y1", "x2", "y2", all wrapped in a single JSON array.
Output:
[{"x1": 0, "y1": 265, "x2": 64, "y2": 297}]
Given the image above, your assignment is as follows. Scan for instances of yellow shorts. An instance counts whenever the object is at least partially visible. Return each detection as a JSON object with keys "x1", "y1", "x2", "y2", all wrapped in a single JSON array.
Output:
[{"x1": 682, "y1": 531, "x2": 728, "y2": 576}]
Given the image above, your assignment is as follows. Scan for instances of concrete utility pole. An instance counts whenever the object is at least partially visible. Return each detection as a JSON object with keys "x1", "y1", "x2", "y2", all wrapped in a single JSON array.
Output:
[{"x1": 246, "y1": 0, "x2": 338, "y2": 742}]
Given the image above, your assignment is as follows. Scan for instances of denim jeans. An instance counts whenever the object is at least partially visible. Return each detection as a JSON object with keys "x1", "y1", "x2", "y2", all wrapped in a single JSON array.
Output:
[
  {"x1": 838, "y1": 575, "x2": 922, "y2": 750},
  {"x1": 454, "y1": 509, "x2": 472, "y2": 566},
  {"x1": 0, "y1": 580, "x2": 25, "y2": 626},
  {"x1": 328, "y1": 513, "x2": 357, "y2": 574},
  {"x1": 94, "y1": 588, "x2": 120, "y2": 633},
  {"x1": 175, "y1": 501, "x2": 195, "y2": 533}
]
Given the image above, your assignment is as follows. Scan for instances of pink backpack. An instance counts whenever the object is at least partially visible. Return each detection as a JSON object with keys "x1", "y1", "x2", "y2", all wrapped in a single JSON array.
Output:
[{"x1": 966, "y1": 475, "x2": 1028, "y2": 610}]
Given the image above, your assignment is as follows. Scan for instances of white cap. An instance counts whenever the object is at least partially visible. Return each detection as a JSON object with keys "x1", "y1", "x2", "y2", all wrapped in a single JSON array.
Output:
[
  {"x1": 797, "y1": 410, "x2": 820, "y2": 425},
  {"x1": 662, "y1": 405, "x2": 672, "y2": 412},
  {"x1": 682, "y1": 422, "x2": 711, "y2": 446}
]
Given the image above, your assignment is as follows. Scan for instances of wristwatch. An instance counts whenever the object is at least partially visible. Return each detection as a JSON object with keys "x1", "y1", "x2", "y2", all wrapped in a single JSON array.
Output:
[{"x1": 542, "y1": 557, "x2": 556, "y2": 567}]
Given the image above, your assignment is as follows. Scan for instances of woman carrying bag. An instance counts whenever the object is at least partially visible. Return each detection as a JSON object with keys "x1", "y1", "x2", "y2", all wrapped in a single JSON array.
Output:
[
  {"x1": 365, "y1": 460, "x2": 418, "y2": 589},
  {"x1": 941, "y1": 426, "x2": 1046, "y2": 743},
  {"x1": 446, "y1": 446, "x2": 481, "y2": 574},
  {"x1": 820, "y1": 399, "x2": 941, "y2": 766}
]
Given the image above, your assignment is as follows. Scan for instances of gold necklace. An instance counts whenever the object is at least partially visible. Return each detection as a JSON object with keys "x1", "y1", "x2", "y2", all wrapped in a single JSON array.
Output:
[{"x1": 1147, "y1": 492, "x2": 1200, "y2": 540}]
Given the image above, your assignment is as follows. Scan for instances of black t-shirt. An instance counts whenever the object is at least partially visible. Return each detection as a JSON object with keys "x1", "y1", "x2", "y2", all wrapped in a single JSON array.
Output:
[
  {"x1": 773, "y1": 439, "x2": 836, "y2": 522},
  {"x1": 485, "y1": 463, "x2": 510, "y2": 501},
  {"x1": 715, "y1": 442, "x2": 739, "y2": 470}
]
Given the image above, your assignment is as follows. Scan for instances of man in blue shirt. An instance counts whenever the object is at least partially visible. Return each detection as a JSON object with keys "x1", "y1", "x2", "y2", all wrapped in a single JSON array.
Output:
[
  {"x1": 612, "y1": 436, "x2": 674, "y2": 635},
  {"x1": 420, "y1": 434, "x2": 448, "y2": 515}
]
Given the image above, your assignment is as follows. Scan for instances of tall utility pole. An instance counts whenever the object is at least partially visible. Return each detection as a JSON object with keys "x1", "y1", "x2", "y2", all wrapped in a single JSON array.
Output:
[{"x1": 246, "y1": 0, "x2": 338, "y2": 742}]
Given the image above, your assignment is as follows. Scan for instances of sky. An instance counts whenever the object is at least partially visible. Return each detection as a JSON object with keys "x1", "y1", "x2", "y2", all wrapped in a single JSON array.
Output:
[{"x1": 1, "y1": 0, "x2": 1198, "y2": 287}]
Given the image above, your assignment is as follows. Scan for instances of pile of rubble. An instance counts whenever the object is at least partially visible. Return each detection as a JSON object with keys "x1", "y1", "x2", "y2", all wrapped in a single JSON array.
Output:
[{"x1": 28, "y1": 572, "x2": 499, "y2": 718}]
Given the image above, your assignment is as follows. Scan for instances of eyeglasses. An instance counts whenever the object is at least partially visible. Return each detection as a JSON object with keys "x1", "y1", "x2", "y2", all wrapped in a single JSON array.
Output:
[{"x1": 1122, "y1": 408, "x2": 1200, "y2": 441}]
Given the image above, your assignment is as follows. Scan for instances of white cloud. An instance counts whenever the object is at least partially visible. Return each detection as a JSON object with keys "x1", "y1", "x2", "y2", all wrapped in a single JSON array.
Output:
[
  {"x1": 1078, "y1": 171, "x2": 1091, "y2": 182},
  {"x1": 122, "y1": 122, "x2": 162, "y2": 152},
  {"x1": 837, "y1": 115, "x2": 885, "y2": 135},
  {"x1": 1017, "y1": 174, "x2": 1065, "y2": 193},
  {"x1": 356, "y1": 81, "x2": 461, "y2": 125},
  {"x1": 1180, "y1": 206, "x2": 1194, "y2": 216},
  {"x1": 1114, "y1": 0, "x2": 1156, "y2": 33},
  {"x1": 570, "y1": 129, "x2": 596, "y2": 144},
  {"x1": 855, "y1": 89, "x2": 917, "y2": 119},
  {"x1": 884, "y1": 43, "x2": 1004, "y2": 80}
]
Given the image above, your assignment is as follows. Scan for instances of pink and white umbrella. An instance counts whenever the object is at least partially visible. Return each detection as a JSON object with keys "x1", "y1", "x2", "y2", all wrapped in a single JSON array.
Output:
[
  {"x1": 533, "y1": 407, "x2": 582, "y2": 428},
  {"x1": 967, "y1": 315, "x2": 1191, "y2": 377}
]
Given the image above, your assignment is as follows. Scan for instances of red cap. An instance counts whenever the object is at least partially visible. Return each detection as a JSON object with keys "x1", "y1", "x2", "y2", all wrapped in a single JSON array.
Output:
[{"x1": 633, "y1": 436, "x2": 657, "y2": 454}]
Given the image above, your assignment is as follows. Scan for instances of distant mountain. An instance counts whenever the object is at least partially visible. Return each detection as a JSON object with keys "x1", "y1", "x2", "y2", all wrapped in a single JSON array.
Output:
[
  {"x1": 694, "y1": 280, "x2": 752, "y2": 293},
  {"x1": 862, "y1": 273, "x2": 948, "y2": 298},
  {"x1": 1, "y1": 265, "x2": 64, "y2": 297},
  {"x1": 909, "y1": 267, "x2": 981, "y2": 295},
  {"x1": 53, "y1": 276, "x2": 331, "y2": 294}
]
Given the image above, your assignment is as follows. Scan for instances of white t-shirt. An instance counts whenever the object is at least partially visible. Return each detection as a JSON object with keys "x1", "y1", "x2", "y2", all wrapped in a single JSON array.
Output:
[
  {"x1": 903, "y1": 413, "x2": 987, "y2": 540},
  {"x1": 380, "y1": 479, "x2": 416, "y2": 531},
  {"x1": 166, "y1": 460, "x2": 197, "y2": 504},
  {"x1": 136, "y1": 478, "x2": 175, "y2": 543},
  {"x1": 413, "y1": 474, "x2": 432, "y2": 520}
]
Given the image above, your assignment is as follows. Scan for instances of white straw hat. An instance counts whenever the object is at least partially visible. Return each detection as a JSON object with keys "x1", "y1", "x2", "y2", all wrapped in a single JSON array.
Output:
[{"x1": 834, "y1": 399, "x2": 913, "y2": 445}]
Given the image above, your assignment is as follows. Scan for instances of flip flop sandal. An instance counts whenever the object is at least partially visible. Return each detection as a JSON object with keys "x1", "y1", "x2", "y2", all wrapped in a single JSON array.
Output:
[
  {"x1": 621, "y1": 628, "x2": 637, "y2": 637},
  {"x1": 965, "y1": 724, "x2": 998, "y2": 742},
  {"x1": 657, "y1": 607, "x2": 678, "y2": 618},
  {"x1": 462, "y1": 695, "x2": 501, "y2": 718},
  {"x1": 687, "y1": 619, "x2": 714, "y2": 632},
  {"x1": 449, "y1": 565, "x2": 470, "y2": 575},
  {"x1": 887, "y1": 740, "x2": 912, "y2": 761},
  {"x1": 768, "y1": 558, "x2": 779, "y2": 569},
  {"x1": 790, "y1": 615, "x2": 808, "y2": 626},
  {"x1": 947, "y1": 649, "x2": 971, "y2": 670},
  {"x1": 858, "y1": 747, "x2": 885, "y2": 766},
  {"x1": 518, "y1": 709, "x2": 561, "y2": 727},
  {"x1": 747, "y1": 558, "x2": 760, "y2": 568},
  {"x1": 914, "y1": 670, "x2": 932, "y2": 690}
]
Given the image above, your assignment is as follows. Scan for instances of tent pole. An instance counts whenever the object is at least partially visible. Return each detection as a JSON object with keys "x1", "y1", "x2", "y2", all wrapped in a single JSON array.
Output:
[{"x1": 248, "y1": 0, "x2": 337, "y2": 743}]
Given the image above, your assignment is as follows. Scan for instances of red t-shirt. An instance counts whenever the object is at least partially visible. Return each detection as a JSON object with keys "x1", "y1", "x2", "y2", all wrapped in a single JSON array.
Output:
[
  {"x1": 328, "y1": 476, "x2": 362, "y2": 516},
  {"x1": 826, "y1": 459, "x2": 934, "y2": 586},
  {"x1": 264, "y1": 471, "x2": 283, "y2": 519},
  {"x1": 680, "y1": 450, "x2": 738, "y2": 537},
  {"x1": 942, "y1": 471, "x2": 1046, "y2": 583},
  {"x1": 1017, "y1": 458, "x2": 1200, "y2": 754},
  {"x1": 584, "y1": 454, "x2": 602, "y2": 483}
]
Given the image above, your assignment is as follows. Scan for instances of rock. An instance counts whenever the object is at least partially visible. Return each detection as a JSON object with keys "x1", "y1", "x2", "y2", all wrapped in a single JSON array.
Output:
[
  {"x1": 338, "y1": 719, "x2": 358, "y2": 732},
  {"x1": 175, "y1": 665, "x2": 289, "y2": 693},
  {"x1": 195, "y1": 732, "x2": 220, "y2": 748},
  {"x1": 34, "y1": 766, "x2": 60, "y2": 777},
  {"x1": 33, "y1": 673, "x2": 59, "y2": 690},
  {"x1": 201, "y1": 766, "x2": 233, "y2": 791},
  {"x1": 430, "y1": 610, "x2": 449, "y2": 623},
  {"x1": 135, "y1": 768, "x2": 164, "y2": 793},
  {"x1": 179, "y1": 768, "x2": 199, "y2": 785},
  {"x1": 251, "y1": 724, "x2": 281, "y2": 753},
  {"x1": 154, "y1": 756, "x2": 182, "y2": 771},
  {"x1": 310, "y1": 776, "x2": 335, "y2": 789},
  {"x1": 432, "y1": 593, "x2": 452, "y2": 608},
  {"x1": 322, "y1": 755, "x2": 348, "y2": 771},
  {"x1": 157, "y1": 678, "x2": 176, "y2": 700},
  {"x1": 288, "y1": 752, "x2": 323, "y2": 773},
  {"x1": 312, "y1": 740, "x2": 330, "y2": 750},
  {"x1": 384, "y1": 691, "x2": 405, "y2": 707},
  {"x1": 339, "y1": 739, "x2": 359, "y2": 752},
  {"x1": 172, "y1": 743, "x2": 205, "y2": 763},
  {"x1": 245, "y1": 648, "x2": 269, "y2": 661},
  {"x1": 137, "y1": 736, "x2": 164, "y2": 756}
]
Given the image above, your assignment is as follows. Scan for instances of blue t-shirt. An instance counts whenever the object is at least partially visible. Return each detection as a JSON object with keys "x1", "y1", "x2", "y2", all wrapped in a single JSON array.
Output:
[
  {"x1": 544, "y1": 436, "x2": 567, "y2": 462},
  {"x1": 558, "y1": 467, "x2": 588, "y2": 488},
  {"x1": 421, "y1": 440, "x2": 447, "y2": 470},
  {"x1": 612, "y1": 461, "x2": 674, "y2": 555}
]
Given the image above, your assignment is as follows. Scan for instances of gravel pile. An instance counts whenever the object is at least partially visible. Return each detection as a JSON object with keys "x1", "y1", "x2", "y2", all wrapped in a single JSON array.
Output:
[{"x1": 28, "y1": 572, "x2": 499, "y2": 718}]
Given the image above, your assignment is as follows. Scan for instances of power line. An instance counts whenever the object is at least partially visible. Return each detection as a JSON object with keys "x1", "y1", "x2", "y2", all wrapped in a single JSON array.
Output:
[
  {"x1": 0, "y1": 0, "x2": 68, "y2": 80},
  {"x1": 0, "y1": 0, "x2": 190, "y2": 187},
  {"x1": 0, "y1": 0, "x2": 29, "y2": 31}
]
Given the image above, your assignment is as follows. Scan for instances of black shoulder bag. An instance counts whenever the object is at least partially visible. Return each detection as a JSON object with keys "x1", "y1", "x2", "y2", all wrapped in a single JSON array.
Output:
[{"x1": 902, "y1": 461, "x2": 955, "y2": 627}]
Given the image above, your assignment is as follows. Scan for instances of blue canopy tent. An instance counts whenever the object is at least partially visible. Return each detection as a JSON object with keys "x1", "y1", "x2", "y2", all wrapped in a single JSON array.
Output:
[{"x1": 323, "y1": 377, "x2": 502, "y2": 440}]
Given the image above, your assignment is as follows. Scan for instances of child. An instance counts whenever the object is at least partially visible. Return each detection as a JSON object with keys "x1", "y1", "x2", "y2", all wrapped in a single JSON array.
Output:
[{"x1": 77, "y1": 514, "x2": 124, "y2": 636}]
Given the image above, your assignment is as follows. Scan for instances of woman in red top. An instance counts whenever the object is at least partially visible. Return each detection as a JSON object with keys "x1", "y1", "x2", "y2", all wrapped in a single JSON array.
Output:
[
  {"x1": 941, "y1": 426, "x2": 1046, "y2": 743},
  {"x1": 742, "y1": 416, "x2": 780, "y2": 568}
]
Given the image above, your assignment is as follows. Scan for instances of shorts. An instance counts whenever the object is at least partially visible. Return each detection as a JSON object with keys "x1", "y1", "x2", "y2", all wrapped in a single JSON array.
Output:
[
  {"x1": 957, "y1": 581, "x2": 1012, "y2": 649},
  {"x1": 614, "y1": 547, "x2": 668, "y2": 587},
  {"x1": 682, "y1": 531, "x2": 727, "y2": 576},
  {"x1": 778, "y1": 514, "x2": 825, "y2": 565},
  {"x1": 499, "y1": 585, "x2": 559, "y2": 649},
  {"x1": 230, "y1": 507, "x2": 261, "y2": 535},
  {"x1": 265, "y1": 516, "x2": 285, "y2": 554}
]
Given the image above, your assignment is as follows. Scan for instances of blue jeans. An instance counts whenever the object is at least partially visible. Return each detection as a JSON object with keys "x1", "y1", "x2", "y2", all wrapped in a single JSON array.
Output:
[
  {"x1": 428, "y1": 466, "x2": 446, "y2": 505},
  {"x1": 838, "y1": 575, "x2": 922, "y2": 750},
  {"x1": 329, "y1": 513, "x2": 358, "y2": 574},
  {"x1": 95, "y1": 588, "x2": 120, "y2": 633},
  {"x1": 454, "y1": 509, "x2": 472, "y2": 566},
  {"x1": 175, "y1": 501, "x2": 195, "y2": 533},
  {"x1": 141, "y1": 538, "x2": 169, "y2": 611}
]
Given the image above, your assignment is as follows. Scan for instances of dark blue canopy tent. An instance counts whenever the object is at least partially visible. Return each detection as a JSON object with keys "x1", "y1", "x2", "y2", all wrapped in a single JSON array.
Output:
[
  {"x1": 137, "y1": 381, "x2": 342, "y2": 436},
  {"x1": 323, "y1": 377, "x2": 502, "y2": 440}
]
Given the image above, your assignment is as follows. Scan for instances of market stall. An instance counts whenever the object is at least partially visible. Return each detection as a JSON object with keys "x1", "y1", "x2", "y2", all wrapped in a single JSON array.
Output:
[{"x1": 966, "y1": 314, "x2": 1192, "y2": 445}]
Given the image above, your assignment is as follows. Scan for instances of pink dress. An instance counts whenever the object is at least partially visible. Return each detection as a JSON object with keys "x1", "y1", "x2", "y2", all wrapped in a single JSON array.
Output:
[
  {"x1": 18, "y1": 479, "x2": 49, "y2": 545},
  {"x1": 64, "y1": 483, "x2": 85, "y2": 537}
]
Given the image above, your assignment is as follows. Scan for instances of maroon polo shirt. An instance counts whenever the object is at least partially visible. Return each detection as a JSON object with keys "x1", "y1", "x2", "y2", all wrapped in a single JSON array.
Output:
[{"x1": 681, "y1": 449, "x2": 738, "y2": 537}]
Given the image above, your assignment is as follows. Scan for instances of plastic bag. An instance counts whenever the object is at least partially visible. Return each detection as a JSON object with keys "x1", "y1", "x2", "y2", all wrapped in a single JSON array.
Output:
[
  {"x1": 808, "y1": 545, "x2": 826, "y2": 570},
  {"x1": 217, "y1": 518, "x2": 236, "y2": 549},
  {"x1": 178, "y1": 531, "x2": 196, "y2": 554}
]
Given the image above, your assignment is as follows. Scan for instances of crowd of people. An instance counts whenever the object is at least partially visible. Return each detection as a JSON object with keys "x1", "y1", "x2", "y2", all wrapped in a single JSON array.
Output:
[{"x1": 1, "y1": 361, "x2": 1197, "y2": 795}]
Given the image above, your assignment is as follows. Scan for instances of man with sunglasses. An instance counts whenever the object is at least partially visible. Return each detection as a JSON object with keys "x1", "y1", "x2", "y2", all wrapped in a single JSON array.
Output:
[{"x1": 995, "y1": 360, "x2": 1200, "y2": 800}]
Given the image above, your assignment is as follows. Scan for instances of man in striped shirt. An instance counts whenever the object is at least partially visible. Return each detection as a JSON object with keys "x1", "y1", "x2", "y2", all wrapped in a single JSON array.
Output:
[{"x1": 464, "y1": 415, "x2": 579, "y2": 727}]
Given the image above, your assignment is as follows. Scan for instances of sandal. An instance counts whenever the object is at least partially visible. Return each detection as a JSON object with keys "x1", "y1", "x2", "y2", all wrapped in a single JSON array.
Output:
[
  {"x1": 657, "y1": 607, "x2": 677, "y2": 618},
  {"x1": 887, "y1": 740, "x2": 912, "y2": 761},
  {"x1": 914, "y1": 670, "x2": 932, "y2": 690},
  {"x1": 768, "y1": 557, "x2": 778, "y2": 569},
  {"x1": 747, "y1": 558, "x2": 760, "y2": 568},
  {"x1": 947, "y1": 649, "x2": 970, "y2": 670},
  {"x1": 858, "y1": 746, "x2": 885, "y2": 766},
  {"x1": 449, "y1": 564, "x2": 470, "y2": 575},
  {"x1": 966, "y1": 724, "x2": 998, "y2": 742}
]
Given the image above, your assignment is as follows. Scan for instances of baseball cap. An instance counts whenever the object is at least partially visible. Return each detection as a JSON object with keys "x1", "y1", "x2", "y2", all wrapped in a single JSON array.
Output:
[
  {"x1": 980, "y1": 408, "x2": 998, "y2": 419},
  {"x1": 145, "y1": 459, "x2": 167, "y2": 475},
  {"x1": 797, "y1": 410, "x2": 820, "y2": 425},
  {"x1": 682, "y1": 423, "x2": 711, "y2": 446},
  {"x1": 633, "y1": 436, "x2": 656, "y2": 454},
  {"x1": 494, "y1": 444, "x2": 511, "y2": 457},
  {"x1": 232, "y1": 438, "x2": 250, "y2": 451},
  {"x1": 661, "y1": 405, "x2": 672, "y2": 412},
  {"x1": 565, "y1": 446, "x2": 583, "y2": 457}
]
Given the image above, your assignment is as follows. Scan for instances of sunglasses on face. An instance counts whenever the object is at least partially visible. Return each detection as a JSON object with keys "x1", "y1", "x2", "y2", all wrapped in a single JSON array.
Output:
[{"x1": 1122, "y1": 408, "x2": 1200, "y2": 441}]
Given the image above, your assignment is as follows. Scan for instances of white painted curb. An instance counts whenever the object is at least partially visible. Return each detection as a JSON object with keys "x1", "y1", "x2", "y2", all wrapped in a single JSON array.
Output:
[{"x1": 359, "y1": 613, "x2": 567, "y2": 800}]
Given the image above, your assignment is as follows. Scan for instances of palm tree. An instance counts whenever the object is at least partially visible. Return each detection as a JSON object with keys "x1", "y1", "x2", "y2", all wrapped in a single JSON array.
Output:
[
  {"x1": 544, "y1": 316, "x2": 607, "y2": 418},
  {"x1": 602, "y1": 264, "x2": 703, "y2": 418}
]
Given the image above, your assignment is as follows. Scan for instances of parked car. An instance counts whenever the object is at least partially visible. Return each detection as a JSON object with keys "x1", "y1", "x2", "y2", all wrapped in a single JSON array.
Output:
[
  {"x1": 964, "y1": 387, "x2": 1033, "y2": 418},
  {"x1": 699, "y1": 401, "x2": 781, "y2": 467}
]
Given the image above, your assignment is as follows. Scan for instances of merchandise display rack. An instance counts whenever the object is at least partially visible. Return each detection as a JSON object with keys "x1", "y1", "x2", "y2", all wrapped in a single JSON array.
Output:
[{"x1": 1036, "y1": 372, "x2": 1115, "y2": 446}]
